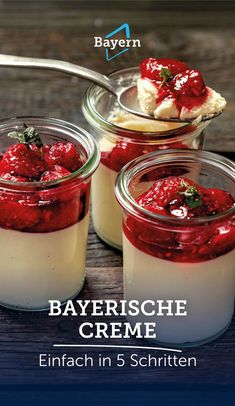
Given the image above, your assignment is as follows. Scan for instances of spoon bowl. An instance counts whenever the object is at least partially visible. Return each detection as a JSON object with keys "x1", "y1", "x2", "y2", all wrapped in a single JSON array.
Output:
[{"x1": 118, "y1": 85, "x2": 223, "y2": 123}]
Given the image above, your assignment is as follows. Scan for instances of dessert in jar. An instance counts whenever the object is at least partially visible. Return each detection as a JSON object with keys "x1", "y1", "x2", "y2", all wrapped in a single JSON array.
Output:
[
  {"x1": 115, "y1": 150, "x2": 235, "y2": 347},
  {"x1": 0, "y1": 117, "x2": 99, "y2": 311},
  {"x1": 82, "y1": 60, "x2": 226, "y2": 249}
]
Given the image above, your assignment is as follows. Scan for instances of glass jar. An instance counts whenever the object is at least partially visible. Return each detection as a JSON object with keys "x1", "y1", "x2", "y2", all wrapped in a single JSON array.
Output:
[
  {"x1": 115, "y1": 149, "x2": 235, "y2": 347},
  {"x1": 82, "y1": 67, "x2": 210, "y2": 250},
  {"x1": 0, "y1": 117, "x2": 100, "y2": 311}
]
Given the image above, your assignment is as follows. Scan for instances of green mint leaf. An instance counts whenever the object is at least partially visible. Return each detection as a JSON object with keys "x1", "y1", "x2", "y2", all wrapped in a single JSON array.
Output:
[
  {"x1": 183, "y1": 185, "x2": 198, "y2": 197},
  {"x1": 23, "y1": 126, "x2": 43, "y2": 148},
  {"x1": 185, "y1": 194, "x2": 202, "y2": 208},
  {"x1": 179, "y1": 183, "x2": 202, "y2": 209},
  {"x1": 8, "y1": 130, "x2": 24, "y2": 141},
  {"x1": 8, "y1": 124, "x2": 43, "y2": 148},
  {"x1": 159, "y1": 67, "x2": 173, "y2": 88}
]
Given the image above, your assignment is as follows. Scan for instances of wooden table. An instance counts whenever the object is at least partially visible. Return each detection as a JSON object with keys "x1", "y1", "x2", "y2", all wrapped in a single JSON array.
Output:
[{"x1": 0, "y1": 0, "x2": 234, "y2": 386}]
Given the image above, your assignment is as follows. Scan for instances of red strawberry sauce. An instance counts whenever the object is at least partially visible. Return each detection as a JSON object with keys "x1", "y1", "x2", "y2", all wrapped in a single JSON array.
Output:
[
  {"x1": 124, "y1": 176, "x2": 235, "y2": 262},
  {"x1": 0, "y1": 140, "x2": 89, "y2": 233},
  {"x1": 140, "y1": 58, "x2": 209, "y2": 113},
  {"x1": 101, "y1": 140, "x2": 188, "y2": 173}
]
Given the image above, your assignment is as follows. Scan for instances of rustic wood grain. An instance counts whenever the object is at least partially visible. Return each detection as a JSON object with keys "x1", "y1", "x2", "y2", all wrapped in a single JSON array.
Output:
[{"x1": 0, "y1": 0, "x2": 234, "y2": 386}]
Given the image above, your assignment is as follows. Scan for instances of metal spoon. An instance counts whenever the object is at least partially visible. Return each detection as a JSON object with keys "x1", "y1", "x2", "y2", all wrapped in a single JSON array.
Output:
[{"x1": 0, "y1": 54, "x2": 221, "y2": 123}]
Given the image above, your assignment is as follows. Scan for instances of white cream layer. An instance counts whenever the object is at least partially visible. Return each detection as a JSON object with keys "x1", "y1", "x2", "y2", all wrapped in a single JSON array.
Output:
[
  {"x1": 0, "y1": 214, "x2": 89, "y2": 310},
  {"x1": 92, "y1": 161, "x2": 123, "y2": 248},
  {"x1": 137, "y1": 78, "x2": 227, "y2": 120},
  {"x1": 123, "y1": 234, "x2": 235, "y2": 344},
  {"x1": 110, "y1": 110, "x2": 183, "y2": 131}
]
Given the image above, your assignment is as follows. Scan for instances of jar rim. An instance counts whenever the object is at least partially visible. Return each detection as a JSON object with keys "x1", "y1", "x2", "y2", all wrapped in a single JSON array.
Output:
[
  {"x1": 82, "y1": 66, "x2": 208, "y2": 142},
  {"x1": 0, "y1": 116, "x2": 100, "y2": 190},
  {"x1": 115, "y1": 149, "x2": 235, "y2": 226}
]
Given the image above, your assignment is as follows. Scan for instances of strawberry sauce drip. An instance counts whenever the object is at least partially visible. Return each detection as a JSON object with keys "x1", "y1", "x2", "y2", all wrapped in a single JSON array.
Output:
[
  {"x1": 140, "y1": 58, "x2": 189, "y2": 81},
  {"x1": 101, "y1": 140, "x2": 188, "y2": 173},
  {"x1": 124, "y1": 176, "x2": 235, "y2": 262}
]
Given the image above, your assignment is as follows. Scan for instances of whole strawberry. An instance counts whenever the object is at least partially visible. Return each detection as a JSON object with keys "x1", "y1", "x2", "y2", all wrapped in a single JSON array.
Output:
[
  {"x1": 140, "y1": 58, "x2": 189, "y2": 81},
  {"x1": 0, "y1": 143, "x2": 47, "y2": 179},
  {"x1": 0, "y1": 124, "x2": 47, "y2": 179},
  {"x1": 43, "y1": 142, "x2": 83, "y2": 172},
  {"x1": 0, "y1": 172, "x2": 29, "y2": 182},
  {"x1": 172, "y1": 69, "x2": 206, "y2": 97},
  {"x1": 40, "y1": 165, "x2": 77, "y2": 203},
  {"x1": 40, "y1": 165, "x2": 71, "y2": 182}
]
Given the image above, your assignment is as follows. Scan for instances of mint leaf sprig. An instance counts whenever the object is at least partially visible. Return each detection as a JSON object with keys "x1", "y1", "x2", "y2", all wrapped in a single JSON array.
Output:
[
  {"x1": 159, "y1": 67, "x2": 173, "y2": 89},
  {"x1": 8, "y1": 123, "x2": 43, "y2": 148},
  {"x1": 179, "y1": 181, "x2": 202, "y2": 209}
]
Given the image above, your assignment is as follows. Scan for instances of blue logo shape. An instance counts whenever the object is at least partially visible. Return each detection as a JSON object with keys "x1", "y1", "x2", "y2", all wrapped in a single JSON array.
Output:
[{"x1": 105, "y1": 23, "x2": 131, "y2": 61}]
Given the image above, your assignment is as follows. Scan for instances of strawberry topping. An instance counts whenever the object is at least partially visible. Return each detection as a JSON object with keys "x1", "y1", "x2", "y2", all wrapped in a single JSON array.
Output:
[
  {"x1": 139, "y1": 58, "x2": 209, "y2": 114},
  {"x1": 0, "y1": 126, "x2": 84, "y2": 182},
  {"x1": 101, "y1": 141, "x2": 188, "y2": 172},
  {"x1": 0, "y1": 173, "x2": 29, "y2": 182},
  {"x1": 136, "y1": 176, "x2": 234, "y2": 219},
  {"x1": 0, "y1": 144, "x2": 48, "y2": 179},
  {"x1": 43, "y1": 142, "x2": 83, "y2": 172},
  {"x1": 124, "y1": 176, "x2": 235, "y2": 262},
  {"x1": 0, "y1": 198, "x2": 40, "y2": 230},
  {"x1": 140, "y1": 58, "x2": 189, "y2": 81},
  {"x1": 203, "y1": 188, "x2": 235, "y2": 214},
  {"x1": 0, "y1": 125, "x2": 88, "y2": 232},
  {"x1": 172, "y1": 69, "x2": 206, "y2": 98},
  {"x1": 40, "y1": 165, "x2": 71, "y2": 181}
]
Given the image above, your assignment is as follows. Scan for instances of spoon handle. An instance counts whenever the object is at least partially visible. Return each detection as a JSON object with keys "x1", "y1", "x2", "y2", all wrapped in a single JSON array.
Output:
[{"x1": 0, "y1": 53, "x2": 117, "y2": 94}]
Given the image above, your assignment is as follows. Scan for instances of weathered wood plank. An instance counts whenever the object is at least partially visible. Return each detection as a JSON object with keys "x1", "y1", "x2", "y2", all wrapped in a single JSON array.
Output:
[{"x1": 0, "y1": 1, "x2": 234, "y2": 29}]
